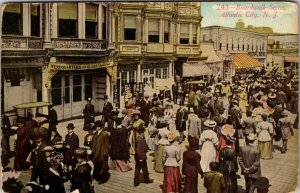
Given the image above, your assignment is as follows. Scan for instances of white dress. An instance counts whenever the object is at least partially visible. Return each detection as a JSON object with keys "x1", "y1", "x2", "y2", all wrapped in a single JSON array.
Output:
[{"x1": 199, "y1": 129, "x2": 218, "y2": 172}]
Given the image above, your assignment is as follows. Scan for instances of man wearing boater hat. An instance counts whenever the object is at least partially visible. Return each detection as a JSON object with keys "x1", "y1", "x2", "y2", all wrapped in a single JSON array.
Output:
[{"x1": 238, "y1": 133, "x2": 261, "y2": 193}]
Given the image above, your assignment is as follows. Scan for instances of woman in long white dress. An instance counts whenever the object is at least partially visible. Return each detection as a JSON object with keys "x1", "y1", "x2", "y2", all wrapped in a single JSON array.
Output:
[{"x1": 199, "y1": 120, "x2": 219, "y2": 173}]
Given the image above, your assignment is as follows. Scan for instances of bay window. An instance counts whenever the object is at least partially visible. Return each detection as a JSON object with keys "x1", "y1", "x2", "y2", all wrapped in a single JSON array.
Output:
[
  {"x1": 85, "y1": 4, "x2": 98, "y2": 38},
  {"x1": 124, "y1": 15, "x2": 136, "y2": 40},
  {"x1": 58, "y1": 3, "x2": 78, "y2": 37},
  {"x1": 31, "y1": 4, "x2": 40, "y2": 36},
  {"x1": 148, "y1": 19, "x2": 159, "y2": 43},
  {"x1": 2, "y1": 3, "x2": 22, "y2": 35},
  {"x1": 180, "y1": 23, "x2": 189, "y2": 44}
]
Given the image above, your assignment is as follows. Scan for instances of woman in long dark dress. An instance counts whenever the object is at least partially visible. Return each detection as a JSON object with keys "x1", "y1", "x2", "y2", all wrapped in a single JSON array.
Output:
[
  {"x1": 71, "y1": 148, "x2": 95, "y2": 193},
  {"x1": 110, "y1": 123, "x2": 132, "y2": 172},
  {"x1": 182, "y1": 138, "x2": 204, "y2": 193},
  {"x1": 14, "y1": 119, "x2": 32, "y2": 171}
]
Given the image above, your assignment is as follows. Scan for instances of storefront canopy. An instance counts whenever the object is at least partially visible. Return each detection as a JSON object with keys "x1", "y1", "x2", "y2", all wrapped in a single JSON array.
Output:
[
  {"x1": 231, "y1": 53, "x2": 262, "y2": 69},
  {"x1": 182, "y1": 62, "x2": 212, "y2": 77}
]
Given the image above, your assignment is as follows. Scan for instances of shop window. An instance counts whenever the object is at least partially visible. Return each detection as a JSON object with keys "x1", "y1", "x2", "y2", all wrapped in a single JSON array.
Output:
[
  {"x1": 162, "y1": 68, "x2": 168, "y2": 79},
  {"x1": 73, "y1": 75, "x2": 82, "y2": 102},
  {"x1": 121, "y1": 71, "x2": 127, "y2": 85},
  {"x1": 58, "y1": 3, "x2": 78, "y2": 37},
  {"x1": 102, "y1": 6, "x2": 106, "y2": 39},
  {"x1": 164, "y1": 20, "x2": 170, "y2": 43},
  {"x1": 148, "y1": 19, "x2": 159, "y2": 43},
  {"x1": 85, "y1": 3, "x2": 98, "y2": 38},
  {"x1": 155, "y1": 69, "x2": 161, "y2": 78},
  {"x1": 129, "y1": 71, "x2": 135, "y2": 83},
  {"x1": 124, "y1": 15, "x2": 136, "y2": 40},
  {"x1": 84, "y1": 74, "x2": 93, "y2": 100},
  {"x1": 180, "y1": 23, "x2": 189, "y2": 44},
  {"x1": 2, "y1": 3, "x2": 22, "y2": 35},
  {"x1": 31, "y1": 4, "x2": 40, "y2": 36},
  {"x1": 65, "y1": 76, "x2": 70, "y2": 104},
  {"x1": 192, "y1": 24, "x2": 197, "y2": 44},
  {"x1": 51, "y1": 75, "x2": 62, "y2": 105},
  {"x1": 242, "y1": 44, "x2": 244, "y2": 51}
]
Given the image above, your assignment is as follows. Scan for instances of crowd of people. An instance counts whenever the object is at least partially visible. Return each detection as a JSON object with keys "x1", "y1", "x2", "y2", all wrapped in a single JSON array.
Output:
[{"x1": 1, "y1": 68, "x2": 298, "y2": 193}]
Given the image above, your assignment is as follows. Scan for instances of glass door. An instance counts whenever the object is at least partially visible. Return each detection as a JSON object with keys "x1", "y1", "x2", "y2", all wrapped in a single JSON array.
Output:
[{"x1": 71, "y1": 74, "x2": 83, "y2": 117}]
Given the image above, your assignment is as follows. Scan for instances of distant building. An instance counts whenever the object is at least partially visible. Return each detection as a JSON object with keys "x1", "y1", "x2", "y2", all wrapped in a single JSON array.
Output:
[
  {"x1": 201, "y1": 26, "x2": 267, "y2": 81},
  {"x1": 235, "y1": 19, "x2": 273, "y2": 34},
  {"x1": 267, "y1": 34, "x2": 298, "y2": 73}
]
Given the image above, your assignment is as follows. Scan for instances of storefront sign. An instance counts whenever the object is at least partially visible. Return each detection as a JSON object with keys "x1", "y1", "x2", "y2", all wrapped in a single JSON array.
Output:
[{"x1": 49, "y1": 62, "x2": 113, "y2": 70}]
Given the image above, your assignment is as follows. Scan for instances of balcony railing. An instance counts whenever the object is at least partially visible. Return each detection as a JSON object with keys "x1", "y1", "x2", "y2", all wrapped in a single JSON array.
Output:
[
  {"x1": 248, "y1": 51, "x2": 266, "y2": 57},
  {"x1": 176, "y1": 44, "x2": 200, "y2": 55},
  {"x1": 52, "y1": 38, "x2": 108, "y2": 50},
  {"x1": 1, "y1": 36, "x2": 43, "y2": 50}
]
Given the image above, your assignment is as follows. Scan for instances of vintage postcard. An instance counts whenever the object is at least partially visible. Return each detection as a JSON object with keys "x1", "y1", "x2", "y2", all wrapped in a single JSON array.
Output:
[{"x1": 0, "y1": 1, "x2": 298, "y2": 193}]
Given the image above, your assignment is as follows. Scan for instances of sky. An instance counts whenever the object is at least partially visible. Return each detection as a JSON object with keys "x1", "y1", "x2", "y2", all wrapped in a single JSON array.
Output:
[{"x1": 201, "y1": 2, "x2": 298, "y2": 34}]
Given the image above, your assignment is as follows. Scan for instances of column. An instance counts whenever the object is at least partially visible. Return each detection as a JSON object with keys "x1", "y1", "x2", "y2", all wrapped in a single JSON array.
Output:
[
  {"x1": 137, "y1": 63, "x2": 141, "y2": 83},
  {"x1": 44, "y1": 3, "x2": 52, "y2": 48},
  {"x1": 144, "y1": 18, "x2": 148, "y2": 43},
  {"x1": 168, "y1": 62, "x2": 173, "y2": 78},
  {"x1": 111, "y1": 12, "x2": 115, "y2": 44},
  {"x1": 23, "y1": 3, "x2": 30, "y2": 36},
  {"x1": 137, "y1": 15, "x2": 142, "y2": 42},
  {"x1": 189, "y1": 23, "x2": 193, "y2": 44},
  {"x1": 159, "y1": 18, "x2": 163, "y2": 43},
  {"x1": 170, "y1": 20, "x2": 174, "y2": 44},
  {"x1": 108, "y1": 6, "x2": 112, "y2": 43},
  {"x1": 78, "y1": 3, "x2": 84, "y2": 39},
  {"x1": 41, "y1": 66, "x2": 49, "y2": 115},
  {"x1": 98, "y1": 4, "x2": 102, "y2": 39},
  {"x1": 106, "y1": 74, "x2": 111, "y2": 101},
  {"x1": 52, "y1": 3, "x2": 58, "y2": 38}
]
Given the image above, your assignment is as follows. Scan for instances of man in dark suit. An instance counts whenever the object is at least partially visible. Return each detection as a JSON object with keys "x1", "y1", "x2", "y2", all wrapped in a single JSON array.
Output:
[
  {"x1": 64, "y1": 123, "x2": 79, "y2": 174},
  {"x1": 102, "y1": 95, "x2": 113, "y2": 128},
  {"x1": 238, "y1": 134, "x2": 261, "y2": 193},
  {"x1": 134, "y1": 126, "x2": 153, "y2": 187},
  {"x1": 83, "y1": 98, "x2": 95, "y2": 131},
  {"x1": 29, "y1": 134, "x2": 49, "y2": 186}
]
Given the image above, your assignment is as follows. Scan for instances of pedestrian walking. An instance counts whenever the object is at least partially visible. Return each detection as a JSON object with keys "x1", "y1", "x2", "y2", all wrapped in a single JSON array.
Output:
[
  {"x1": 256, "y1": 114, "x2": 274, "y2": 159},
  {"x1": 155, "y1": 123, "x2": 170, "y2": 173},
  {"x1": 187, "y1": 109, "x2": 202, "y2": 146},
  {"x1": 134, "y1": 126, "x2": 153, "y2": 187},
  {"x1": 130, "y1": 109, "x2": 145, "y2": 155},
  {"x1": 175, "y1": 101, "x2": 189, "y2": 144},
  {"x1": 64, "y1": 123, "x2": 79, "y2": 174},
  {"x1": 47, "y1": 104, "x2": 58, "y2": 139},
  {"x1": 182, "y1": 138, "x2": 204, "y2": 193},
  {"x1": 241, "y1": 110, "x2": 256, "y2": 145},
  {"x1": 238, "y1": 133, "x2": 261, "y2": 193},
  {"x1": 91, "y1": 120, "x2": 110, "y2": 183},
  {"x1": 148, "y1": 107, "x2": 158, "y2": 151},
  {"x1": 199, "y1": 120, "x2": 218, "y2": 173},
  {"x1": 278, "y1": 110, "x2": 294, "y2": 153},
  {"x1": 163, "y1": 132, "x2": 181, "y2": 193},
  {"x1": 70, "y1": 148, "x2": 95, "y2": 193},
  {"x1": 102, "y1": 95, "x2": 113, "y2": 128},
  {"x1": 219, "y1": 136, "x2": 238, "y2": 193},
  {"x1": 82, "y1": 98, "x2": 95, "y2": 131},
  {"x1": 203, "y1": 162, "x2": 226, "y2": 193}
]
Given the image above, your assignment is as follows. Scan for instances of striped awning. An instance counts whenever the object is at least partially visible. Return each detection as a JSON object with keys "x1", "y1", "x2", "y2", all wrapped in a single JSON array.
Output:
[
  {"x1": 231, "y1": 53, "x2": 262, "y2": 69},
  {"x1": 182, "y1": 62, "x2": 212, "y2": 77}
]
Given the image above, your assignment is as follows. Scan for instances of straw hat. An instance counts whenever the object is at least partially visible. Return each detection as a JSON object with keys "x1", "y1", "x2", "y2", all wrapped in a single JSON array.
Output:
[
  {"x1": 167, "y1": 132, "x2": 176, "y2": 142},
  {"x1": 203, "y1": 120, "x2": 217, "y2": 128}
]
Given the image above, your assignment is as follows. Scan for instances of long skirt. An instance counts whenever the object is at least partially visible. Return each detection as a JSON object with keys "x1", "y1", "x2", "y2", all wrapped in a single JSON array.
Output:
[
  {"x1": 200, "y1": 141, "x2": 216, "y2": 173},
  {"x1": 258, "y1": 141, "x2": 273, "y2": 160},
  {"x1": 183, "y1": 176, "x2": 198, "y2": 193},
  {"x1": 154, "y1": 144, "x2": 165, "y2": 173},
  {"x1": 110, "y1": 160, "x2": 132, "y2": 172},
  {"x1": 148, "y1": 136, "x2": 156, "y2": 151},
  {"x1": 163, "y1": 166, "x2": 180, "y2": 193}
]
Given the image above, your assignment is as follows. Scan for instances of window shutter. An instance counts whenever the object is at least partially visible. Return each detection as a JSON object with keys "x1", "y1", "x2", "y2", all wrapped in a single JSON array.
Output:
[
  {"x1": 31, "y1": 4, "x2": 39, "y2": 16},
  {"x1": 192, "y1": 24, "x2": 197, "y2": 35},
  {"x1": 164, "y1": 20, "x2": 170, "y2": 32},
  {"x1": 149, "y1": 19, "x2": 159, "y2": 35},
  {"x1": 124, "y1": 15, "x2": 136, "y2": 29},
  {"x1": 86, "y1": 4, "x2": 98, "y2": 22},
  {"x1": 180, "y1": 23, "x2": 189, "y2": 38},
  {"x1": 58, "y1": 3, "x2": 78, "y2": 20}
]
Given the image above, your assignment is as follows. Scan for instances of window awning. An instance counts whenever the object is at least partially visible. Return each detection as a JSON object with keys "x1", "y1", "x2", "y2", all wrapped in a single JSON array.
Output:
[
  {"x1": 231, "y1": 53, "x2": 262, "y2": 69},
  {"x1": 284, "y1": 56, "x2": 298, "y2": 63},
  {"x1": 182, "y1": 62, "x2": 212, "y2": 77}
]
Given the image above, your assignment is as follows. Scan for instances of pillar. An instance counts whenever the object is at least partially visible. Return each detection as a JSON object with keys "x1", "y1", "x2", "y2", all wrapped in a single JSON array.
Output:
[
  {"x1": 52, "y1": 3, "x2": 58, "y2": 38},
  {"x1": 168, "y1": 62, "x2": 173, "y2": 78},
  {"x1": 137, "y1": 63, "x2": 141, "y2": 83},
  {"x1": 41, "y1": 66, "x2": 49, "y2": 115},
  {"x1": 23, "y1": 3, "x2": 30, "y2": 36},
  {"x1": 78, "y1": 3, "x2": 84, "y2": 39}
]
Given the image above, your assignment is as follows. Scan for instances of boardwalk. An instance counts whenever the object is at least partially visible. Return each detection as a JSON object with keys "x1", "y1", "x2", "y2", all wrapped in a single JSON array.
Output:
[{"x1": 6, "y1": 114, "x2": 298, "y2": 193}]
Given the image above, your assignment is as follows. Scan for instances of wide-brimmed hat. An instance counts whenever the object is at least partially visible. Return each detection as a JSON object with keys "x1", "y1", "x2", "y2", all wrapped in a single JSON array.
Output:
[
  {"x1": 203, "y1": 120, "x2": 217, "y2": 128},
  {"x1": 167, "y1": 132, "x2": 176, "y2": 142},
  {"x1": 149, "y1": 107, "x2": 157, "y2": 112},
  {"x1": 66, "y1": 123, "x2": 75, "y2": 129},
  {"x1": 127, "y1": 93, "x2": 133, "y2": 98},
  {"x1": 268, "y1": 93, "x2": 276, "y2": 99},
  {"x1": 226, "y1": 135, "x2": 236, "y2": 143},
  {"x1": 247, "y1": 133, "x2": 256, "y2": 141},
  {"x1": 132, "y1": 109, "x2": 141, "y2": 115},
  {"x1": 221, "y1": 124, "x2": 235, "y2": 136}
]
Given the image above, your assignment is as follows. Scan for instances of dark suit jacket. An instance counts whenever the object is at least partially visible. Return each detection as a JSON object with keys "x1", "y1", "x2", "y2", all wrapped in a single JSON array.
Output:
[
  {"x1": 135, "y1": 134, "x2": 148, "y2": 161},
  {"x1": 103, "y1": 101, "x2": 113, "y2": 119},
  {"x1": 238, "y1": 145, "x2": 261, "y2": 178},
  {"x1": 64, "y1": 133, "x2": 79, "y2": 164},
  {"x1": 48, "y1": 109, "x2": 58, "y2": 126},
  {"x1": 182, "y1": 148, "x2": 203, "y2": 178}
]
